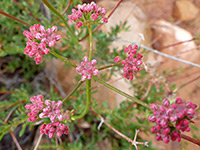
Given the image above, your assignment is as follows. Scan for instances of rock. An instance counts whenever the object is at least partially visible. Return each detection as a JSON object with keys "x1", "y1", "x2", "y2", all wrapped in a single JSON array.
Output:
[
  {"x1": 173, "y1": 0, "x2": 199, "y2": 21},
  {"x1": 152, "y1": 19, "x2": 200, "y2": 102},
  {"x1": 152, "y1": 19, "x2": 199, "y2": 68},
  {"x1": 98, "y1": 0, "x2": 152, "y2": 46}
]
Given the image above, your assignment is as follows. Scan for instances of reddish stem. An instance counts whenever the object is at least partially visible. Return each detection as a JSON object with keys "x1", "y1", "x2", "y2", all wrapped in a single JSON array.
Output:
[
  {"x1": 0, "y1": 91, "x2": 19, "y2": 94},
  {"x1": 0, "y1": 10, "x2": 30, "y2": 26},
  {"x1": 12, "y1": 0, "x2": 40, "y2": 22},
  {"x1": 181, "y1": 134, "x2": 200, "y2": 146},
  {"x1": 160, "y1": 38, "x2": 195, "y2": 50},
  {"x1": 10, "y1": 131, "x2": 23, "y2": 150},
  {"x1": 52, "y1": 0, "x2": 71, "y2": 25},
  {"x1": 61, "y1": 0, "x2": 71, "y2": 15},
  {"x1": 0, "y1": 100, "x2": 26, "y2": 112},
  {"x1": 90, "y1": 108, "x2": 133, "y2": 144},
  {"x1": 79, "y1": 0, "x2": 123, "y2": 42}
]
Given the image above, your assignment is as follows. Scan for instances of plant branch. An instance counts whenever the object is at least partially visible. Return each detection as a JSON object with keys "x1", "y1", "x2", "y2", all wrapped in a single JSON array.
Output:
[
  {"x1": 50, "y1": 51, "x2": 76, "y2": 68},
  {"x1": 42, "y1": 0, "x2": 74, "y2": 36},
  {"x1": 62, "y1": 80, "x2": 84, "y2": 103},
  {"x1": 12, "y1": 0, "x2": 40, "y2": 22},
  {"x1": 52, "y1": 0, "x2": 71, "y2": 24},
  {"x1": 160, "y1": 38, "x2": 195, "y2": 50},
  {"x1": 90, "y1": 108, "x2": 148, "y2": 149},
  {"x1": 33, "y1": 134, "x2": 43, "y2": 150},
  {"x1": 73, "y1": 80, "x2": 91, "y2": 120},
  {"x1": 93, "y1": 76, "x2": 150, "y2": 109},
  {"x1": 61, "y1": 0, "x2": 71, "y2": 15},
  {"x1": 0, "y1": 10, "x2": 30, "y2": 26},
  {"x1": 181, "y1": 133, "x2": 200, "y2": 146},
  {"x1": 98, "y1": 63, "x2": 121, "y2": 71},
  {"x1": 10, "y1": 131, "x2": 22, "y2": 150}
]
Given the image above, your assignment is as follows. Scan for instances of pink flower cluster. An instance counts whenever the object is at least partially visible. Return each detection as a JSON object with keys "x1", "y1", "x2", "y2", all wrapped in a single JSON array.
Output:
[
  {"x1": 23, "y1": 24, "x2": 61, "y2": 64},
  {"x1": 114, "y1": 45, "x2": 143, "y2": 80},
  {"x1": 25, "y1": 95, "x2": 68, "y2": 139},
  {"x1": 25, "y1": 95, "x2": 44, "y2": 122},
  {"x1": 68, "y1": 2, "x2": 108, "y2": 28},
  {"x1": 40, "y1": 121, "x2": 68, "y2": 139},
  {"x1": 148, "y1": 97, "x2": 198, "y2": 143},
  {"x1": 76, "y1": 56, "x2": 99, "y2": 81}
]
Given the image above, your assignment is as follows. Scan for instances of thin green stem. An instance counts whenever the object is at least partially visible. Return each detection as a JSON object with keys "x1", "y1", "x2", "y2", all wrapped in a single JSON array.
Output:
[
  {"x1": 50, "y1": 51, "x2": 77, "y2": 68},
  {"x1": 62, "y1": 80, "x2": 84, "y2": 103},
  {"x1": 73, "y1": 24, "x2": 93, "y2": 119},
  {"x1": 93, "y1": 76, "x2": 150, "y2": 109},
  {"x1": 42, "y1": 0, "x2": 74, "y2": 36},
  {"x1": 88, "y1": 24, "x2": 93, "y2": 61},
  {"x1": 98, "y1": 63, "x2": 121, "y2": 71},
  {"x1": 73, "y1": 79, "x2": 91, "y2": 119}
]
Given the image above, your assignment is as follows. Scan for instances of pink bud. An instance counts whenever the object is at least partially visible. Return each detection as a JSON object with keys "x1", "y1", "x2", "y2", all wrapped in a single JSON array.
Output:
[
  {"x1": 114, "y1": 56, "x2": 120, "y2": 63},
  {"x1": 175, "y1": 97, "x2": 182, "y2": 104},
  {"x1": 48, "y1": 132, "x2": 54, "y2": 139},
  {"x1": 150, "y1": 104, "x2": 159, "y2": 111},
  {"x1": 163, "y1": 136, "x2": 170, "y2": 143},
  {"x1": 76, "y1": 21, "x2": 83, "y2": 28},
  {"x1": 51, "y1": 26, "x2": 57, "y2": 32},
  {"x1": 162, "y1": 99, "x2": 170, "y2": 107},
  {"x1": 148, "y1": 115, "x2": 156, "y2": 122}
]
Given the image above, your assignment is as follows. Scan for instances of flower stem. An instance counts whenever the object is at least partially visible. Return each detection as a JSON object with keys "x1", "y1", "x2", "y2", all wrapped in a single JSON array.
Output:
[
  {"x1": 62, "y1": 80, "x2": 84, "y2": 103},
  {"x1": 93, "y1": 76, "x2": 150, "y2": 109},
  {"x1": 0, "y1": 10, "x2": 30, "y2": 26},
  {"x1": 98, "y1": 63, "x2": 121, "y2": 71},
  {"x1": 181, "y1": 133, "x2": 200, "y2": 146},
  {"x1": 88, "y1": 24, "x2": 93, "y2": 61},
  {"x1": 73, "y1": 23, "x2": 93, "y2": 119},
  {"x1": 42, "y1": 0, "x2": 74, "y2": 36},
  {"x1": 73, "y1": 79, "x2": 91, "y2": 119},
  {"x1": 50, "y1": 51, "x2": 76, "y2": 68}
]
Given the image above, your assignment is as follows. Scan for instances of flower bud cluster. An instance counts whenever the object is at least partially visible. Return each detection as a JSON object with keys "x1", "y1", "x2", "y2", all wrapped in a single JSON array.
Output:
[
  {"x1": 25, "y1": 95, "x2": 44, "y2": 122},
  {"x1": 68, "y1": 1, "x2": 108, "y2": 28},
  {"x1": 25, "y1": 95, "x2": 68, "y2": 138},
  {"x1": 23, "y1": 24, "x2": 61, "y2": 64},
  {"x1": 148, "y1": 97, "x2": 198, "y2": 143},
  {"x1": 114, "y1": 45, "x2": 143, "y2": 80},
  {"x1": 40, "y1": 121, "x2": 68, "y2": 139},
  {"x1": 76, "y1": 56, "x2": 99, "y2": 81}
]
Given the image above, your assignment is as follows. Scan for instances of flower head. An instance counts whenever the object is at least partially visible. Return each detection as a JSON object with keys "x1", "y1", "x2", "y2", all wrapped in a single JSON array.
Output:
[
  {"x1": 76, "y1": 56, "x2": 99, "y2": 81},
  {"x1": 23, "y1": 24, "x2": 61, "y2": 64},
  {"x1": 40, "y1": 122, "x2": 68, "y2": 139},
  {"x1": 25, "y1": 95, "x2": 44, "y2": 122},
  {"x1": 114, "y1": 44, "x2": 143, "y2": 80},
  {"x1": 68, "y1": 2, "x2": 108, "y2": 28},
  {"x1": 39, "y1": 100, "x2": 63, "y2": 122},
  {"x1": 148, "y1": 97, "x2": 198, "y2": 143}
]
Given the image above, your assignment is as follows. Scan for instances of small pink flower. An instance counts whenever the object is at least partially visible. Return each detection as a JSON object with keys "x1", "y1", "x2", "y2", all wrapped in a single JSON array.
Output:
[
  {"x1": 114, "y1": 56, "x2": 121, "y2": 63},
  {"x1": 76, "y1": 56, "x2": 99, "y2": 81},
  {"x1": 25, "y1": 95, "x2": 44, "y2": 122},
  {"x1": 76, "y1": 21, "x2": 83, "y2": 28},
  {"x1": 23, "y1": 24, "x2": 61, "y2": 64},
  {"x1": 91, "y1": 13, "x2": 98, "y2": 21},
  {"x1": 39, "y1": 100, "x2": 63, "y2": 122}
]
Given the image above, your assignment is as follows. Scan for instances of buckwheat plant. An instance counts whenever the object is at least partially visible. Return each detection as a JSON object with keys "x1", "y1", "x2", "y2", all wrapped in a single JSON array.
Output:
[{"x1": 1, "y1": 0, "x2": 200, "y2": 149}]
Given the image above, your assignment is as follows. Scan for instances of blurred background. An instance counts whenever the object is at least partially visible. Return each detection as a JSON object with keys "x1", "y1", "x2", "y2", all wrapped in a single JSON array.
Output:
[{"x1": 0, "y1": 0, "x2": 200, "y2": 149}]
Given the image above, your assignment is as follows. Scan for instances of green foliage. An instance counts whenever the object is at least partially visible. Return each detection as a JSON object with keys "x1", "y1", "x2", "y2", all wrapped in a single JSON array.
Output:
[{"x1": 0, "y1": 0, "x2": 199, "y2": 150}]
